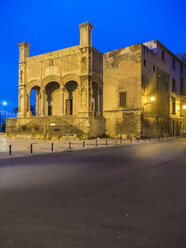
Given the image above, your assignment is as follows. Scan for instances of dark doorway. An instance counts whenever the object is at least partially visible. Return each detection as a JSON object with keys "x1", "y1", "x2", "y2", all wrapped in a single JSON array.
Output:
[
  {"x1": 173, "y1": 121, "x2": 175, "y2": 136},
  {"x1": 66, "y1": 99, "x2": 72, "y2": 115},
  {"x1": 45, "y1": 81, "x2": 60, "y2": 116},
  {"x1": 48, "y1": 103, "x2": 52, "y2": 116},
  {"x1": 65, "y1": 81, "x2": 78, "y2": 116}
]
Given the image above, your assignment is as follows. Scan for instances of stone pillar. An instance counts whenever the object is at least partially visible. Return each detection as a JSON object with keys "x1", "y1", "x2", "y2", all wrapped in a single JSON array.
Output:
[
  {"x1": 61, "y1": 87, "x2": 64, "y2": 115},
  {"x1": 26, "y1": 92, "x2": 32, "y2": 116},
  {"x1": 36, "y1": 91, "x2": 40, "y2": 116},
  {"x1": 40, "y1": 90, "x2": 46, "y2": 116},
  {"x1": 17, "y1": 86, "x2": 26, "y2": 118},
  {"x1": 17, "y1": 42, "x2": 30, "y2": 118},
  {"x1": 79, "y1": 22, "x2": 93, "y2": 47},
  {"x1": 18, "y1": 42, "x2": 30, "y2": 63}
]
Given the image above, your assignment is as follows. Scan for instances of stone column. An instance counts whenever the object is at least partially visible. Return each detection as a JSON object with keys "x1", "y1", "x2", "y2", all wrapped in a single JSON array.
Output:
[
  {"x1": 40, "y1": 90, "x2": 46, "y2": 116},
  {"x1": 26, "y1": 92, "x2": 32, "y2": 116},
  {"x1": 61, "y1": 87, "x2": 64, "y2": 115},
  {"x1": 36, "y1": 91, "x2": 40, "y2": 116}
]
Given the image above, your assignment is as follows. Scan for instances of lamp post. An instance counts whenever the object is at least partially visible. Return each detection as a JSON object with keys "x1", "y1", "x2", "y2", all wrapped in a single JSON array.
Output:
[{"x1": 1, "y1": 101, "x2": 7, "y2": 132}]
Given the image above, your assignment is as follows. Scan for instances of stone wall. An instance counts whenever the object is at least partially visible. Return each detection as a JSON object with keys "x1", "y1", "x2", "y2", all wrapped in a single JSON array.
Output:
[
  {"x1": 142, "y1": 41, "x2": 186, "y2": 137},
  {"x1": 6, "y1": 116, "x2": 105, "y2": 139},
  {"x1": 103, "y1": 44, "x2": 142, "y2": 138}
]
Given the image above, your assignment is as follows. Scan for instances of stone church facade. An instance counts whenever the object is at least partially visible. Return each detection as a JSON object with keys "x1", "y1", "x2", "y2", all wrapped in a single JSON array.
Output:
[{"x1": 6, "y1": 22, "x2": 186, "y2": 139}]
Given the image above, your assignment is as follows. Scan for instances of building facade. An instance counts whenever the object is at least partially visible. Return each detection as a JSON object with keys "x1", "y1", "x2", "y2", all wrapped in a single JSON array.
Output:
[{"x1": 6, "y1": 22, "x2": 186, "y2": 139}]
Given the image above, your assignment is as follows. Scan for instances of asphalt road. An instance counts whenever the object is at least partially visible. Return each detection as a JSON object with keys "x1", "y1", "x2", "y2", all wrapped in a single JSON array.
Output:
[{"x1": 0, "y1": 141, "x2": 186, "y2": 248}]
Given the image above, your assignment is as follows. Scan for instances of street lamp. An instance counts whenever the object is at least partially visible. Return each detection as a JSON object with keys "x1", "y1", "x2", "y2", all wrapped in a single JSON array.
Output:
[
  {"x1": 1, "y1": 101, "x2": 7, "y2": 132},
  {"x1": 150, "y1": 96, "x2": 155, "y2": 102},
  {"x1": 183, "y1": 105, "x2": 186, "y2": 110}
]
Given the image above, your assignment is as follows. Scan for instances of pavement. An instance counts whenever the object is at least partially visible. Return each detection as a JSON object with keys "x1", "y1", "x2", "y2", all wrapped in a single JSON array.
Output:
[
  {"x1": 0, "y1": 133, "x2": 142, "y2": 158},
  {"x1": 0, "y1": 138, "x2": 186, "y2": 248},
  {"x1": 1, "y1": 133, "x2": 185, "y2": 158}
]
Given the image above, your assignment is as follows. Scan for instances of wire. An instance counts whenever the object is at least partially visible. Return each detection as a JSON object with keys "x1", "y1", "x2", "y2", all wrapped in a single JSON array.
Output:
[
  {"x1": 0, "y1": 33, "x2": 44, "y2": 53},
  {"x1": 0, "y1": 32, "x2": 121, "y2": 83},
  {"x1": 2, "y1": 2, "x2": 122, "y2": 82},
  {"x1": 6, "y1": 1, "x2": 64, "y2": 33}
]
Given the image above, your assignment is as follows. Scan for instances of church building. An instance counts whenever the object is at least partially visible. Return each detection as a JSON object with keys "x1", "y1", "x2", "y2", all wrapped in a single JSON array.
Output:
[{"x1": 6, "y1": 22, "x2": 186, "y2": 139}]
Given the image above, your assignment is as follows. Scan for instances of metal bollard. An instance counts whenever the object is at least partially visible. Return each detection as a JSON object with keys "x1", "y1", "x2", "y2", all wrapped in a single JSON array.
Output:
[
  {"x1": 130, "y1": 138, "x2": 132, "y2": 144},
  {"x1": 96, "y1": 140, "x2": 97, "y2": 147},
  {"x1": 83, "y1": 141, "x2": 85, "y2": 148},
  {"x1": 116, "y1": 139, "x2": 117, "y2": 145},
  {"x1": 69, "y1": 142, "x2": 71, "y2": 149},
  {"x1": 51, "y1": 143, "x2": 54, "y2": 152},
  {"x1": 120, "y1": 137, "x2": 122, "y2": 144},
  {"x1": 30, "y1": 144, "x2": 33, "y2": 154},
  {"x1": 106, "y1": 139, "x2": 108, "y2": 146},
  {"x1": 9, "y1": 145, "x2": 12, "y2": 155}
]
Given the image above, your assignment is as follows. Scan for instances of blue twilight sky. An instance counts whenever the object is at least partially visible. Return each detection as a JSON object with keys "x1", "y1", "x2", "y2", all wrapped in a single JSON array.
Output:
[{"x1": 0, "y1": 0, "x2": 186, "y2": 112}]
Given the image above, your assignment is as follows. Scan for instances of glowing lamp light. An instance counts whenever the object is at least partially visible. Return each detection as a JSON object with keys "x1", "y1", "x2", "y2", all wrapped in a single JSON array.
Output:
[
  {"x1": 150, "y1": 96, "x2": 155, "y2": 102},
  {"x1": 176, "y1": 106, "x2": 179, "y2": 111},
  {"x1": 2, "y1": 101, "x2": 7, "y2": 106},
  {"x1": 183, "y1": 105, "x2": 186, "y2": 110}
]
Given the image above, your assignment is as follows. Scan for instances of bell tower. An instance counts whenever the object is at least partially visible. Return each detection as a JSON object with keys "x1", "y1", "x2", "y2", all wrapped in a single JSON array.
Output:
[
  {"x1": 17, "y1": 42, "x2": 30, "y2": 117},
  {"x1": 79, "y1": 22, "x2": 93, "y2": 47}
]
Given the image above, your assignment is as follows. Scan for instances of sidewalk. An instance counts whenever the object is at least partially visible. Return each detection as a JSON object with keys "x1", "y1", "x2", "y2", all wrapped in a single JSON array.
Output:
[
  {"x1": 1, "y1": 133, "x2": 185, "y2": 159},
  {"x1": 0, "y1": 134, "x2": 133, "y2": 158}
]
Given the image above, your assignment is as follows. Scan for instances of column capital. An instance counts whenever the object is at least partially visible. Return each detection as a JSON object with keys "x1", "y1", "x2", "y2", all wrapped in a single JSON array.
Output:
[
  {"x1": 60, "y1": 86, "x2": 65, "y2": 91},
  {"x1": 40, "y1": 89, "x2": 46, "y2": 95},
  {"x1": 26, "y1": 92, "x2": 31, "y2": 96}
]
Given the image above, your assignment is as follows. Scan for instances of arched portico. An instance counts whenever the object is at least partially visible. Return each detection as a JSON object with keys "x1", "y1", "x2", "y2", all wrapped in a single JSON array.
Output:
[
  {"x1": 64, "y1": 81, "x2": 78, "y2": 115},
  {"x1": 45, "y1": 82, "x2": 60, "y2": 116},
  {"x1": 30, "y1": 86, "x2": 41, "y2": 116},
  {"x1": 25, "y1": 83, "x2": 41, "y2": 117},
  {"x1": 40, "y1": 75, "x2": 61, "y2": 116}
]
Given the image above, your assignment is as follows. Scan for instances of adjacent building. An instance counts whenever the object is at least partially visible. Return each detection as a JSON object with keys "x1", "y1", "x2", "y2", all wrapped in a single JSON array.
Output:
[{"x1": 6, "y1": 22, "x2": 186, "y2": 139}]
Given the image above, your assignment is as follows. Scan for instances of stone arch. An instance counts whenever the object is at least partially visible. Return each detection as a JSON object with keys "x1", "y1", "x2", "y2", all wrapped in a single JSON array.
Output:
[
  {"x1": 26, "y1": 79, "x2": 41, "y2": 93},
  {"x1": 64, "y1": 80, "x2": 79, "y2": 116},
  {"x1": 41, "y1": 75, "x2": 61, "y2": 89},
  {"x1": 45, "y1": 81, "x2": 60, "y2": 116},
  {"x1": 92, "y1": 76, "x2": 103, "y2": 115},
  {"x1": 30, "y1": 85, "x2": 41, "y2": 116},
  {"x1": 25, "y1": 81, "x2": 41, "y2": 116},
  {"x1": 62, "y1": 74, "x2": 80, "y2": 87}
]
